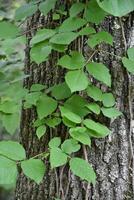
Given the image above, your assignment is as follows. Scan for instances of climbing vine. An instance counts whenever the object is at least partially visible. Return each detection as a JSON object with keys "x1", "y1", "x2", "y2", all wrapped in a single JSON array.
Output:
[{"x1": 0, "y1": 0, "x2": 134, "y2": 191}]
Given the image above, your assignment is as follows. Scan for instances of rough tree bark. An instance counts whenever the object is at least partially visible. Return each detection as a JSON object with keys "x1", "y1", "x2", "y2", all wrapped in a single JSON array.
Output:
[{"x1": 15, "y1": 2, "x2": 134, "y2": 200}]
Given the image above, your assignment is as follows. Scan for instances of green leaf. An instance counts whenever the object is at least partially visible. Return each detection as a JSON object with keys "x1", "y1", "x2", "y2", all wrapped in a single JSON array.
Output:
[
  {"x1": 0, "y1": 140, "x2": 26, "y2": 161},
  {"x1": 2, "y1": 113, "x2": 20, "y2": 135},
  {"x1": 51, "y1": 43, "x2": 67, "y2": 52},
  {"x1": 59, "y1": 17, "x2": 86, "y2": 32},
  {"x1": 50, "y1": 32, "x2": 78, "y2": 45},
  {"x1": 50, "y1": 147, "x2": 68, "y2": 168},
  {"x1": 36, "y1": 125, "x2": 46, "y2": 139},
  {"x1": 37, "y1": 95, "x2": 57, "y2": 119},
  {"x1": 86, "y1": 103, "x2": 100, "y2": 115},
  {"x1": 64, "y1": 95, "x2": 89, "y2": 117},
  {"x1": 15, "y1": 3, "x2": 37, "y2": 20},
  {"x1": 30, "y1": 84, "x2": 45, "y2": 92},
  {"x1": 83, "y1": 119, "x2": 111, "y2": 138},
  {"x1": 87, "y1": 31, "x2": 113, "y2": 48},
  {"x1": 101, "y1": 107, "x2": 122, "y2": 118},
  {"x1": 102, "y1": 93, "x2": 115, "y2": 107},
  {"x1": 39, "y1": 0, "x2": 57, "y2": 16},
  {"x1": 69, "y1": 127, "x2": 91, "y2": 146},
  {"x1": 0, "y1": 21, "x2": 19, "y2": 39},
  {"x1": 45, "y1": 117, "x2": 61, "y2": 128},
  {"x1": 79, "y1": 27, "x2": 96, "y2": 36},
  {"x1": 61, "y1": 139, "x2": 80, "y2": 154},
  {"x1": 30, "y1": 29, "x2": 56, "y2": 46},
  {"x1": 86, "y1": 62, "x2": 111, "y2": 87},
  {"x1": 58, "y1": 51, "x2": 85, "y2": 70},
  {"x1": 69, "y1": 2, "x2": 85, "y2": 17},
  {"x1": 62, "y1": 117, "x2": 76, "y2": 128},
  {"x1": 21, "y1": 159, "x2": 45, "y2": 184},
  {"x1": 33, "y1": 118, "x2": 45, "y2": 128},
  {"x1": 0, "y1": 156, "x2": 17, "y2": 184},
  {"x1": 65, "y1": 70, "x2": 88, "y2": 92},
  {"x1": 86, "y1": 85, "x2": 103, "y2": 101},
  {"x1": 49, "y1": 137, "x2": 61, "y2": 148},
  {"x1": 0, "y1": 101, "x2": 19, "y2": 114},
  {"x1": 60, "y1": 106, "x2": 81, "y2": 124},
  {"x1": 51, "y1": 82, "x2": 71, "y2": 100},
  {"x1": 24, "y1": 92, "x2": 41, "y2": 106},
  {"x1": 96, "y1": 0, "x2": 134, "y2": 17},
  {"x1": 30, "y1": 43, "x2": 52, "y2": 64},
  {"x1": 84, "y1": 0, "x2": 107, "y2": 24},
  {"x1": 69, "y1": 157, "x2": 96, "y2": 184},
  {"x1": 122, "y1": 57, "x2": 134, "y2": 74},
  {"x1": 127, "y1": 47, "x2": 134, "y2": 60}
]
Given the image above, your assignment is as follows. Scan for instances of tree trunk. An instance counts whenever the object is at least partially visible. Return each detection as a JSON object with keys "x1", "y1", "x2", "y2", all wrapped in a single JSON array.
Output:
[{"x1": 15, "y1": 3, "x2": 134, "y2": 200}]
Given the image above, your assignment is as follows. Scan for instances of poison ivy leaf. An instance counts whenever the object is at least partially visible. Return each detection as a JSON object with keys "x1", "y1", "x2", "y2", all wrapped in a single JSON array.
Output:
[
  {"x1": 79, "y1": 27, "x2": 96, "y2": 36},
  {"x1": 102, "y1": 93, "x2": 115, "y2": 107},
  {"x1": 83, "y1": 119, "x2": 111, "y2": 138},
  {"x1": 59, "y1": 17, "x2": 86, "y2": 32},
  {"x1": 61, "y1": 139, "x2": 80, "y2": 154},
  {"x1": 21, "y1": 159, "x2": 45, "y2": 184},
  {"x1": 36, "y1": 125, "x2": 46, "y2": 139},
  {"x1": 0, "y1": 156, "x2": 17, "y2": 184},
  {"x1": 65, "y1": 70, "x2": 88, "y2": 92},
  {"x1": 58, "y1": 51, "x2": 85, "y2": 70},
  {"x1": 87, "y1": 62, "x2": 111, "y2": 87},
  {"x1": 62, "y1": 117, "x2": 76, "y2": 128},
  {"x1": 51, "y1": 82, "x2": 71, "y2": 100},
  {"x1": 0, "y1": 141, "x2": 26, "y2": 161},
  {"x1": 39, "y1": 0, "x2": 57, "y2": 16},
  {"x1": 86, "y1": 85, "x2": 103, "y2": 101},
  {"x1": 49, "y1": 137, "x2": 61, "y2": 148},
  {"x1": 30, "y1": 84, "x2": 45, "y2": 92},
  {"x1": 122, "y1": 57, "x2": 134, "y2": 74},
  {"x1": 0, "y1": 21, "x2": 19, "y2": 39},
  {"x1": 88, "y1": 31, "x2": 113, "y2": 48},
  {"x1": 36, "y1": 95, "x2": 57, "y2": 119},
  {"x1": 60, "y1": 106, "x2": 81, "y2": 124},
  {"x1": 15, "y1": 3, "x2": 37, "y2": 20},
  {"x1": 33, "y1": 118, "x2": 45, "y2": 128},
  {"x1": 50, "y1": 147, "x2": 68, "y2": 168},
  {"x1": 69, "y1": 127, "x2": 91, "y2": 146},
  {"x1": 86, "y1": 103, "x2": 100, "y2": 114},
  {"x1": 64, "y1": 95, "x2": 89, "y2": 117},
  {"x1": 2, "y1": 113, "x2": 20, "y2": 135},
  {"x1": 84, "y1": 0, "x2": 107, "y2": 24},
  {"x1": 24, "y1": 92, "x2": 41, "y2": 106},
  {"x1": 53, "y1": 13, "x2": 60, "y2": 20},
  {"x1": 30, "y1": 43, "x2": 52, "y2": 64},
  {"x1": 0, "y1": 101, "x2": 19, "y2": 114},
  {"x1": 69, "y1": 2, "x2": 85, "y2": 17},
  {"x1": 30, "y1": 29, "x2": 56, "y2": 46},
  {"x1": 51, "y1": 43, "x2": 67, "y2": 52},
  {"x1": 96, "y1": 0, "x2": 134, "y2": 17},
  {"x1": 45, "y1": 117, "x2": 61, "y2": 128},
  {"x1": 101, "y1": 107, "x2": 122, "y2": 118},
  {"x1": 69, "y1": 157, "x2": 96, "y2": 184},
  {"x1": 50, "y1": 32, "x2": 78, "y2": 45},
  {"x1": 127, "y1": 47, "x2": 134, "y2": 60}
]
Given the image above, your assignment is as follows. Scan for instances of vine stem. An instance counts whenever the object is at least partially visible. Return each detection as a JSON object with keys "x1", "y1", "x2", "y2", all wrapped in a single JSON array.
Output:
[{"x1": 82, "y1": 145, "x2": 90, "y2": 200}]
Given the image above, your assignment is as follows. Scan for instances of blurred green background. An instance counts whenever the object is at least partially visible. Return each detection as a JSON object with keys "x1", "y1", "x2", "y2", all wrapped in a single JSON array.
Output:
[{"x1": 0, "y1": 0, "x2": 25, "y2": 199}]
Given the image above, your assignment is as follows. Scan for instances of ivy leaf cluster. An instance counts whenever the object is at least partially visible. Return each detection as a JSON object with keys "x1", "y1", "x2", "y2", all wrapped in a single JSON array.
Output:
[{"x1": 0, "y1": 0, "x2": 133, "y2": 187}]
